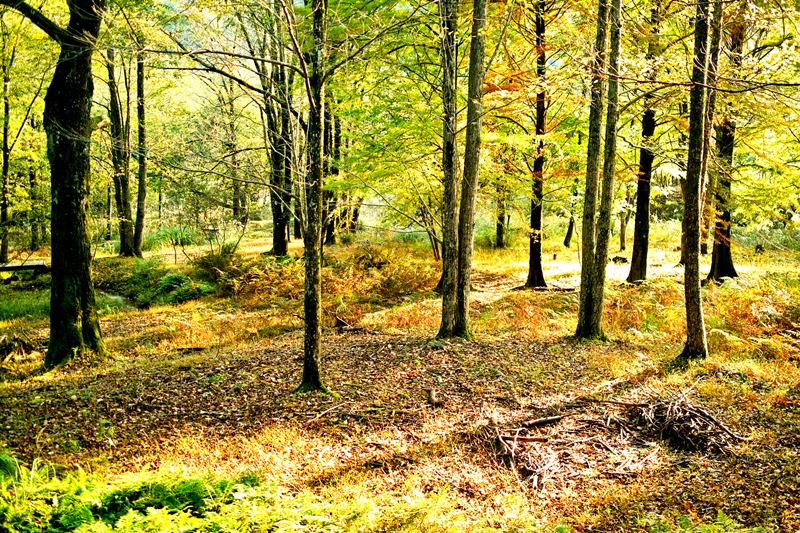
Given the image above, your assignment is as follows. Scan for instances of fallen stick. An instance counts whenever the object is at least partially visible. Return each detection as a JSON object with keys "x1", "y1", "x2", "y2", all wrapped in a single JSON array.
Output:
[
  {"x1": 522, "y1": 415, "x2": 568, "y2": 427},
  {"x1": 304, "y1": 402, "x2": 348, "y2": 426}
]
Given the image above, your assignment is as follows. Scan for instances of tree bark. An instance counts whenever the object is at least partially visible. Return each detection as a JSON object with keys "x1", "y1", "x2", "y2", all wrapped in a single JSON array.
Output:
[
  {"x1": 707, "y1": 12, "x2": 742, "y2": 282},
  {"x1": 583, "y1": 0, "x2": 621, "y2": 340},
  {"x1": 29, "y1": 167, "x2": 40, "y2": 251},
  {"x1": 297, "y1": 0, "x2": 327, "y2": 392},
  {"x1": 0, "y1": 24, "x2": 12, "y2": 263},
  {"x1": 133, "y1": 45, "x2": 147, "y2": 257},
  {"x1": 626, "y1": 2, "x2": 661, "y2": 283},
  {"x1": 699, "y1": 0, "x2": 722, "y2": 256},
  {"x1": 0, "y1": 0, "x2": 112, "y2": 368},
  {"x1": 576, "y1": 0, "x2": 609, "y2": 338},
  {"x1": 678, "y1": 0, "x2": 710, "y2": 361},
  {"x1": 495, "y1": 184, "x2": 506, "y2": 248},
  {"x1": 452, "y1": 0, "x2": 487, "y2": 338},
  {"x1": 707, "y1": 121, "x2": 738, "y2": 281},
  {"x1": 104, "y1": 48, "x2": 135, "y2": 257},
  {"x1": 437, "y1": 0, "x2": 460, "y2": 338},
  {"x1": 525, "y1": 0, "x2": 547, "y2": 289}
]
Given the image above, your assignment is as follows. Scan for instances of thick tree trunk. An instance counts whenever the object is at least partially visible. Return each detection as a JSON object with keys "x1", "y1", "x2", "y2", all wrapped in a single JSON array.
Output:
[
  {"x1": 678, "y1": 0, "x2": 710, "y2": 361},
  {"x1": 526, "y1": 0, "x2": 547, "y2": 289},
  {"x1": 576, "y1": 0, "x2": 609, "y2": 338},
  {"x1": 452, "y1": 0, "x2": 487, "y2": 338},
  {"x1": 133, "y1": 46, "x2": 147, "y2": 257},
  {"x1": 437, "y1": 0, "x2": 459, "y2": 338},
  {"x1": 105, "y1": 49, "x2": 135, "y2": 257},
  {"x1": 297, "y1": 0, "x2": 327, "y2": 392},
  {"x1": 34, "y1": 0, "x2": 108, "y2": 368},
  {"x1": 582, "y1": 0, "x2": 621, "y2": 340}
]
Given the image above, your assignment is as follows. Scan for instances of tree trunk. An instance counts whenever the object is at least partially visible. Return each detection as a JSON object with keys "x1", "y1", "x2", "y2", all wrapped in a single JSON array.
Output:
[
  {"x1": 707, "y1": 121, "x2": 738, "y2": 281},
  {"x1": 437, "y1": 0, "x2": 460, "y2": 338},
  {"x1": 678, "y1": 0, "x2": 710, "y2": 361},
  {"x1": 627, "y1": 1, "x2": 661, "y2": 283},
  {"x1": 0, "y1": 32, "x2": 11, "y2": 263},
  {"x1": 707, "y1": 13, "x2": 742, "y2": 282},
  {"x1": 582, "y1": 0, "x2": 621, "y2": 340},
  {"x1": 133, "y1": 45, "x2": 147, "y2": 257},
  {"x1": 2, "y1": 0, "x2": 112, "y2": 368},
  {"x1": 525, "y1": 0, "x2": 547, "y2": 289},
  {"x1": 576, "y1": 0, "x2": 609, "y2": 338},
  {"x1": 699, "y1": 0, "x2": 721, "y2": 256},
  {"x1": 104, "y1": 48, "x2": 135, "y2": 257},
  {"x1": 297, "y1": 0, "x2": 327, "y2": 393},
  {"x1": 495, "y1": 184, "x2": 506, "y2": 248},
  {"x1": 29, "y1": 168, "x2": 40, "y2": 251},
  {"x1": 452, "y1": 0, "x2": 487, "y2": 338}
]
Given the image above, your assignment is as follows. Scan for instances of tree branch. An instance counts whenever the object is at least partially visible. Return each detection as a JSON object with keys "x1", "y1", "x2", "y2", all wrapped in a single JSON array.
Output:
[{"x1": 0, "y1": 0, "x2": 66, "y2": 43}]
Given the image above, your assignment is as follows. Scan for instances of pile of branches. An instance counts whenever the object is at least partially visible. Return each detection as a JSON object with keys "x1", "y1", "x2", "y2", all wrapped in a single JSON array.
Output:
[
  {"x1": 491, "y1": 387, "x2": 747, "y2": 490},
  {"x1": 623, "y1": 390, "x2": 747, "y2": 454}
]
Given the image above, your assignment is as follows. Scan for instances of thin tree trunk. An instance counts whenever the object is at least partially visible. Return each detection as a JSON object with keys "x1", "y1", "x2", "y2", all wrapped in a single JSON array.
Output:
[
  {"x1": 707, "y1": 12, "x2": 742, "y2": 282},
  {"x1": 584, "y1": 0, "x2": 621, "y2": 340},
  {"x1": 297, "y1": 0, "x2": 327, "y2": 392},
  {"x1": 678, "y1": 0, "x2": 710, "y2": 361},
  {"x1": 699, "y1": 0, "x2": 722, "y2": 256},
  {"x1": 133, "y1": 45, "x2": 147, "y2": 257},
  {"x1": 707, "y1": 121, "x2": 738, "y2": 281},
  {"x1": 29, "y1": 168, "x2": 40, "y2": 251},
  {"x1": 526, "y1": 0, "x2": 547, "y2": 288},
  {"x1": 437, "y1": 0, "x2": 460, "y2": 338},
  {"x1": 0, "y1": 28, "x2": 12, "y2": 263},
  {"x1": 495, "y1": 184, "x2": 506, "y2": 248},
  {"x1": 452, "y1": 0, "x2": 487, "y2": 338},
  {"x1": 626, "y1": 0, "x2": 659, "y2": 283},
  {"x1": 576, "y1": 0, "x2": 609, "y2": 338},
  {"x1": 105, "y1": 48, "x2": 135, "y2": 257}
]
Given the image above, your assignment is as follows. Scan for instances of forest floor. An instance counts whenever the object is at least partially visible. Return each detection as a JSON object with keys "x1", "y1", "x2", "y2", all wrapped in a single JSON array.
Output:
[{"x1": 1, "y1": 231, "x2": 799, "y2": 532}]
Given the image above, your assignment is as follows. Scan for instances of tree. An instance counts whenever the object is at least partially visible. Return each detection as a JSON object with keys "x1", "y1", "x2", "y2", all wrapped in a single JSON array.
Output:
[
  {"x1": 436, "y1": 0, "x2": 459, "y2": 337},
  {"x1": 133, "y1": 39, "x2": 147, "y2": 257},
  {"x1": 575, "y1": 0, "x2": 609, "y2": 339},
  {"x1": 0, "y1": 0, "x2": 108, "y2": 368},
  {"x1": 452, "y1": 0, "x2": 488, "y2": 338},
  {"x1": 707, "y1": 8, "x2": 742, "y2": 282},
  {"x1": 678, "y1": 0, "x2": 711, "y2": 361},
  {"x1": 524, "y1": 0, "x2": 547, "y2": 289},
  {"x1": 626, "y1": 0, "x2": 661, "y2": 283},
  {"x1": 103, "y1": 47, "x2": 136, "y2": 257}
]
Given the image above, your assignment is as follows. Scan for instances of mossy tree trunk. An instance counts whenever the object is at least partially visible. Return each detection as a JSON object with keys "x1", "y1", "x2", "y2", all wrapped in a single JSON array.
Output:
[
  {"x1": 583, "y1": 0, "x2": 621, "y2": 340},
  {"x1": 452, "y1": 0, "x2": 487, "y2": 338},
  {"x1": 437, "y1": 0, "x2": 460, "y2": 338},
  {"x1": 576, "y1": 0, "x2": 609, "y2": 338},
  {"x1": 297, "y1": 0, "x2": 327, "y2": 392},
  {"x1": 133, "y1": 44, "x2": 147, "y2": 258},
  {"x1": 0, "y1": 0, "x2": 110, "y2": 368},
  {"x1": 678, "y1": 0, "x2": 711, "y2": 361}
]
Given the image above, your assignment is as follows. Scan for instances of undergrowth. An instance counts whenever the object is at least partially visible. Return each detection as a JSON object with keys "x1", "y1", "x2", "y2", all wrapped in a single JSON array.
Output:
[{"x1": 0, "y1": 452, "x2": 767, "y2": 533}]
